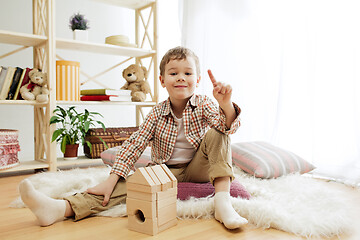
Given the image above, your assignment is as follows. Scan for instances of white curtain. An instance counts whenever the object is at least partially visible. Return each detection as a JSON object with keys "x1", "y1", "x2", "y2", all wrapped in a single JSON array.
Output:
[{"x1": 179, "y1": 0, "x2": 360, "y2": 184}]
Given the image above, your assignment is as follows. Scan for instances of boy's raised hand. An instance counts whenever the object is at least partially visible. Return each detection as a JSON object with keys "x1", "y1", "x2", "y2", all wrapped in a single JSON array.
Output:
[{"x1": 208, "y1": 69, "x2": 232, "y2": 108}]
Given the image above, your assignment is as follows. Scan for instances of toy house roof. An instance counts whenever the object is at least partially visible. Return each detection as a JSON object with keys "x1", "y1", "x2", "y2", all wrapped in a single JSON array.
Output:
[{"x1": 127, "y1": 164, "x2": 177, "y2": 192}]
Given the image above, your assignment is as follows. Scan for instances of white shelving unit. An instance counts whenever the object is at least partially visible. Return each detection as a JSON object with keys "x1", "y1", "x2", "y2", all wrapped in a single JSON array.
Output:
[{"x1": 0, "y1": 0, "x2": 158, "y2": 174}]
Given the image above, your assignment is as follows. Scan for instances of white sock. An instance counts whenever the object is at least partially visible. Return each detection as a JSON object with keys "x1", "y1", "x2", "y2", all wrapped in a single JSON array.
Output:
[
  {"x1": 214, "y1": 191, "x2": 248, "y2": 229},
  {"x1": 19, "y1": 179, "x2": 66, "y2": 226}
]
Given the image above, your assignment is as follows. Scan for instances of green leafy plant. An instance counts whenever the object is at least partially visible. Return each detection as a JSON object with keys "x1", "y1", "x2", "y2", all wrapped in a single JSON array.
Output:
[
  {"x1": 69, "y1": 12, "x2": 90, "y2": 31},
  {"x1": 49, "y1": 106, "x2": 107, "y2": 153}
]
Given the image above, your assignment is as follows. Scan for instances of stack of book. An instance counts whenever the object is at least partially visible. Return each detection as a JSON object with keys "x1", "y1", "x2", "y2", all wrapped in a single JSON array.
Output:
[
  {"x1": 0, "y1": 66, "x2": 32, "y2": 100},
  {"x1": 80, "y1": 89, "x2": 132, "y2": 102}
]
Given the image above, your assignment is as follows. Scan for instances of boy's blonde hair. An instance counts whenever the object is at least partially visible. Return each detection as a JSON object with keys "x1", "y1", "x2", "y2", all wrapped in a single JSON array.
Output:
[{"x1": 159, "y1": 46, "x2": 200, "y2": 76}]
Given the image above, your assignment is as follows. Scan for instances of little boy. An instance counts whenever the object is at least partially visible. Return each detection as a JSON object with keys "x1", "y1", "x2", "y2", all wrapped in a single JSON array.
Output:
[{"x1": 19, "y1": 46, "x2": 248, "y2": 229}]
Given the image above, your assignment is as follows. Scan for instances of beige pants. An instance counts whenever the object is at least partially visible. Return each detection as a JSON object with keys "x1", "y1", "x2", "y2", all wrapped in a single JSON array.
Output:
[{"x1": 65, "y1": 128, "x2": 234, "y2": 221}]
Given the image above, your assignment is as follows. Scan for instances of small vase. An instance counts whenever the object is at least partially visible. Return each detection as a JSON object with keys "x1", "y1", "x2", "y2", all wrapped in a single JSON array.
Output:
[
  {"x1": 73, "y1": 30, "x2": 88, "y2": 41},
  {"x1": 64, "y1": 144, "x2": 79, "y2": 160}
]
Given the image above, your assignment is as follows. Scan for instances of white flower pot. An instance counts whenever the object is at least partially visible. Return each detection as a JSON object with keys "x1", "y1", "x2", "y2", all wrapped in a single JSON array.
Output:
[{"x1": 73, "y1": 30, "x2": 88, "y2": 41}]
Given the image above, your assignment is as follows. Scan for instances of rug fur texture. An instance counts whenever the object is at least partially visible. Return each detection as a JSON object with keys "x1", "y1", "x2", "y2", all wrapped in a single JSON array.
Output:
[{"x1": 10, "y1": 166, "x2": 355, "y2": 238}]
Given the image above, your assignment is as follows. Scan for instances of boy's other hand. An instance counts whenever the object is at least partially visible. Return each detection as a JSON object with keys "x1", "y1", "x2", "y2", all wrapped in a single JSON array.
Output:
[
  {"x1": 208, "y1": 69, "x2": 232, "y2": 108},
  {"x1": 86, "y1": 173, "x2": 119, "y2": 206}
]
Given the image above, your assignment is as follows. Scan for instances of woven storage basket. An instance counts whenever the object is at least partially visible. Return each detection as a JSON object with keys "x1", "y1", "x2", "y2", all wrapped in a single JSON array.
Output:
[
  {"x1": 84, "y1": 127, "x2": 139, "y2": 159},
  {"x1": 0, "y1": 129, "x2": 20, "y2": 170}
]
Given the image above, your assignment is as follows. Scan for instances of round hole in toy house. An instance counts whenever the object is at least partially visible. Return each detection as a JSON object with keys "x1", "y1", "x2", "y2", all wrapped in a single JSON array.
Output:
[{"x1": 135, "y1": 209, "x2": 145, "y2": 223}]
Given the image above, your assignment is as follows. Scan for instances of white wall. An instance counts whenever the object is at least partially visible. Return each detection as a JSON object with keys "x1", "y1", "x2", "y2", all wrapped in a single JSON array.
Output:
[{"x1": 0, "y1": 0, "x2": 180, "y2": 160}]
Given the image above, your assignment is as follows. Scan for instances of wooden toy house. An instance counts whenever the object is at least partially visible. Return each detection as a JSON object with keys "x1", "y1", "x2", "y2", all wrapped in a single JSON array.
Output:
[{"x1": 126, "y1": 164, "x2": 177, "y2": 235}]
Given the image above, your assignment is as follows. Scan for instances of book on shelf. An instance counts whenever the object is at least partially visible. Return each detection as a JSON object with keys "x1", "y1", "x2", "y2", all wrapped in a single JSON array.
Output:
[
  {"x1": 0, "y1": 67, "x2": 16, "y2": 100},
  {"x1": 80, "y1": 88, "x2": 131, "y2": 96},
  {"x1": 7, "y1": 67, "x2": 23, "y2": 100},
  {"x1": 15, "y1": 68, "x2": 32, "y2": 100},
  {"x1": 0, "y1": 66, "x2": 8, "y2": 94},
  {"x1": 80, "y1": 94, "x2": 132, "y2": 102},
  {"x1": 13, "y1": 68, "x2": 28, "y2": 100}
]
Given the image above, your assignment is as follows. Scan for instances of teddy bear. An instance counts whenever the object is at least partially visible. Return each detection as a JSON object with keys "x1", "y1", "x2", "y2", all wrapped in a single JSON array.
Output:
[
  {"x1": 20, "y1": 68, "x2": 49, "y2": 103},
  {"x1": 121, "y1": 64, "x2": 151, "y2": 102}
]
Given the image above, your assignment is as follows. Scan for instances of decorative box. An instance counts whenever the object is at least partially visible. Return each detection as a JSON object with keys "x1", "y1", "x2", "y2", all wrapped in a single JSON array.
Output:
[
  {"x1": 84, "y1": 127, "x2": 139, "y2": 159},
  {"x1": 56, "y1": 60, "x2": 80, "y2": 101},
  {"x1": 0, "y1": 129, "x2": 20, "y2": 170}
]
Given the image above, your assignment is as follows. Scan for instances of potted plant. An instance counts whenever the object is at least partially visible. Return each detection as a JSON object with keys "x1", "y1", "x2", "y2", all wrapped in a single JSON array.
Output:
[
  {"x1": 69, "y1": 12, "x2": 89, "y2": 41},
  {"x1": 50, "y1": 106, "x2": 107, "y2": 159}
]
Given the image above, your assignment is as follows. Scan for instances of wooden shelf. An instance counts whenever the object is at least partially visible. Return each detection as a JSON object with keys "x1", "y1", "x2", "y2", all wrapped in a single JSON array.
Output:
[
  {"x1": 93, "y1": 0, "x2": 155, "y2": 9},
  {"x1": 0, "y1": 100, "x2": 47, "y2": 106},
  {"x1": 0, "y1": 157, "x2": 104, "y2": 174},
  {"x1": 0, "y1": 30, "x2": 47, "y2": 47},
  {"x1": 57, "y1": 100, "x2": 157, "y2": 106},
  {"x1": 0, "y1": 100, "x2": 156, "y2": 106},
  {"x1": 0, "y1": 160, "x2": 49, "y2": 173},
  {"x1": 56, "y1": 38, "x2": 155, "y2": 57}
]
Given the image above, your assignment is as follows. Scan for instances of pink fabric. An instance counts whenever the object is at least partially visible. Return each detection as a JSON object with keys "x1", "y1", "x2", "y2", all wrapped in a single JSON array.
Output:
[
  {"x1": 0, "y1": 154, "x2": 19, "y2": 170},
  {"x1": 0, "y1": 130, "x2": 19, "y2": 144},
  {"x1": 177, "y1": 180, "x2": 251, "y2": 200},
  {"x1": 101, "y1": 146, "x2": 151, "y2": 170},
  {"x1": 231, "y1": 141, "x2": 315, "y2": 179},
  {"x1": 0, "y1": 144, "x2": 20, "y2": 155},
  {"x1": 0, "y1": 130, "x2": 20, "y2": 170}
]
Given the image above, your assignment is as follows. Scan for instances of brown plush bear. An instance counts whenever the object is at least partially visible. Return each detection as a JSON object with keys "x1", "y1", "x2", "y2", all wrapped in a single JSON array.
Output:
[
  {"x1": 20, "y1": 69, "x2": 49, "y2": 102},
  {"x1": 121, "y1": 64, "x2": 151, "y2": 102}
]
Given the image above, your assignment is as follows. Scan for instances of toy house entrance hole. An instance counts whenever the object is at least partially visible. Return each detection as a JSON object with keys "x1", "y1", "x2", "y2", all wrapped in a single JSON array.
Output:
[{"x1": 135, "y1": 209, "x2": 145, "y2": 223}]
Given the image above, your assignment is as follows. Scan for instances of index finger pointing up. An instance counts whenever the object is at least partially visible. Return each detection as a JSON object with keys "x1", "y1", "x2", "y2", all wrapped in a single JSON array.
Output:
[{"x1": 208, "y1": 69, "x2": 217, "y2": 86}]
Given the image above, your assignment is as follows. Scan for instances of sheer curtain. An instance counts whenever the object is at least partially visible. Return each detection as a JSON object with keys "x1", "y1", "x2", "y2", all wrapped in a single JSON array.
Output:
[{"x1": 179, "y1": 0, "x2": 360, "y2": 185}]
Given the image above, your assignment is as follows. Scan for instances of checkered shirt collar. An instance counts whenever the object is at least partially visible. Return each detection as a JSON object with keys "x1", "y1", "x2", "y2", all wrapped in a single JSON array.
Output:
[{"x1": 161, "y1": 94, "x2": 198, "y2": 116}]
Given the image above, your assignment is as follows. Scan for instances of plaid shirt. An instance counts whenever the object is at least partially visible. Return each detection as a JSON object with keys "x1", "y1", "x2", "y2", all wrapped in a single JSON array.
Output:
[{"x1": 111, "y1": 94, "x2": 241, "y2": 179}]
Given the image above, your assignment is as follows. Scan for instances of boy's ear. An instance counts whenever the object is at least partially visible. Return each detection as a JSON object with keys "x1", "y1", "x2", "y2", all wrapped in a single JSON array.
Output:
[
  {"x1": 159, "y1": 75, "x2": 165, "y2": 88},
  {"x1": 196, "y1": 76, "x2": 201, "y2": 87}
]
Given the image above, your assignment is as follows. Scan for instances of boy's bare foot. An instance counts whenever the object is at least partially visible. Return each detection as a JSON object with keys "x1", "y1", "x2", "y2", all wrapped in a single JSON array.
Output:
[
  {"x1": 19, "y1": 179, "x2": 66, "y2": 226},
  {"x1": 214, "y1": 192, "x2": 248, "y2": 229}
]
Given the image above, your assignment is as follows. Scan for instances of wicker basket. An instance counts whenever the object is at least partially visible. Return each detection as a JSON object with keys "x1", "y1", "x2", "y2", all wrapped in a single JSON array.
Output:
[
  {"x1": 84, "y1": 127, "x2": 139, "y2": 159},
  {"x1": 0, "y1": 129, "x2": 21, "y2": 171}
]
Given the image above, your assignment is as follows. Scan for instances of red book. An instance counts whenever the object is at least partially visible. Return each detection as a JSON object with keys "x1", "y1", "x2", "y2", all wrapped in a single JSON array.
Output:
[{"x1": 80, "y1": 94, "x2": 131, "y2": 101}]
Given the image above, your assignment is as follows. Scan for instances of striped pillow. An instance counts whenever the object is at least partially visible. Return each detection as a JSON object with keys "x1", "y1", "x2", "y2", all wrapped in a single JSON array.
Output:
[{"x1": 231, "y1": 142, "x2": 315, "y2": 179}]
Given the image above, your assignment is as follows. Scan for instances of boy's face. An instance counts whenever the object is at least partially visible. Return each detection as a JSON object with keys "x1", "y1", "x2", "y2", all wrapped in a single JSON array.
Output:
[{"x1": 159, "y1": 57, "x2": 200, "y2": 103}]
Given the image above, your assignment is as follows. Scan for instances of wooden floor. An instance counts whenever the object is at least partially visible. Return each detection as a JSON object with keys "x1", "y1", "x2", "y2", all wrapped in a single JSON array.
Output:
[{"x1": 1, "y1": 172, "x2": 359, "y2": 240}]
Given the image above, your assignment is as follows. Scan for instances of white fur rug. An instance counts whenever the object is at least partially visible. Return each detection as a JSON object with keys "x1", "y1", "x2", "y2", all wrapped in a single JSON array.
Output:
[{"x1": 10, "y1": 166, "x2": 355, "y2": 238}]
